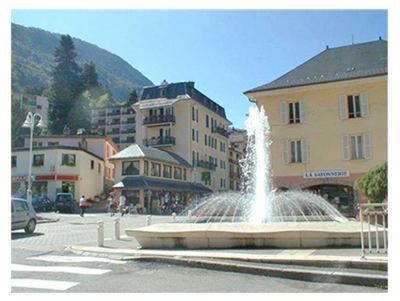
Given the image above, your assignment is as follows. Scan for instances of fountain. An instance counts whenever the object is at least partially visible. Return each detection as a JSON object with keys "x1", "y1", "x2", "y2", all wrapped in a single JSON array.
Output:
[{"x1": 126, "y1": 106, "x2": 380, "y2": 249}]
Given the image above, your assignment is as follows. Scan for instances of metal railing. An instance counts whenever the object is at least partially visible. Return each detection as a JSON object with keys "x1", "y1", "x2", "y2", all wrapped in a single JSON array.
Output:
[
  {"x1": 143, "y1": 114, "x2": 176, "y2": 125},
  {"x1": 360, "y1": 202, "x2": 388, "y2": 258},
  {"x1": 143, "y1": 136, "x2": 176, "y2": 146}
]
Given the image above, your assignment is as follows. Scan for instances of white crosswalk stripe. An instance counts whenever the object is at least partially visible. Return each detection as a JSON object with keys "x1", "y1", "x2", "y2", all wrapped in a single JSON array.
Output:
[
  {"x1": 28, "y1": 255, "x2": 126, "y2": 264},
  {"x1": 11, "y1": 278, "x2": 79, "y2": 291},
  {"x1": 12, "y1": 263, "x2": 111, "y2": 275}
]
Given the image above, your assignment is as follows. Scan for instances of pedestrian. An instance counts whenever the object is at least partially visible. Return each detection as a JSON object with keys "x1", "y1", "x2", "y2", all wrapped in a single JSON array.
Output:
[
  {"x1": 79, "y1": 195, "x2": 86, "y2": 217},
  {"x1": 119, "y1": 193, "x2": 127, "y2": 216},
  {"x1": 108, "y1": 195, "x2": 116, "y2": 217}
]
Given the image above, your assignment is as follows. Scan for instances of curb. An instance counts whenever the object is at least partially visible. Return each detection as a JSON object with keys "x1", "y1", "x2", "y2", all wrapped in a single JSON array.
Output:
[{"x1": 133, "y1": 255, "x2": 387, "y2": 287}]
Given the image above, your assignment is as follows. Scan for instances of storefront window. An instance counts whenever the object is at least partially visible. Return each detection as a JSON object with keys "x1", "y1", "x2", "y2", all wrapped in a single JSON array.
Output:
[
  {"x1": 33, "y1": 154, "x2": 44, "y2": 166},
  {"x1": 174, "y1": 167, "x2": 182, "y2": 180},
  {"x1": 62, "y1": 154, "x2": 76, "y2": 166},
  {"x1": 122, "y1": 160, "x2": 140, "y2": 175},
  {"x1": 151, "y1": 162, "x2": 161, "y2": 177},
  {"x1": 32, "y1": 181, "x2": 48, "y2": 197},
  {"x1": 163, "y1": 165, "x2": 172, "y2": 178}
]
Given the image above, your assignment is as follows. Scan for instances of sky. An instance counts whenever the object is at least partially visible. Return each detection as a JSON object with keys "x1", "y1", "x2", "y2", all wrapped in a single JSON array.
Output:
[{"x1": 11, "y1": 10, "x2": 387, "y2": 128}]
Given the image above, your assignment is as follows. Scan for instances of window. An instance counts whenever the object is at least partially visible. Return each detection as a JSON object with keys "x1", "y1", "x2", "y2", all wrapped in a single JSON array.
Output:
[
  {"x1": 48, "y1": 142, "x2": 59, "y2": 146},
  {"x1": 174, "y1": 167, "x2": 182, "y2": 180},
  {"x1": 196, "y1": 130, "x2": 199, "y2": 142},
  {"x1": 160, "y1": 88, "x2": 166, "y2": 97},
  {"x1": 14, "y1": 200, "x2": 29, "y2": 212},
  {"x1": 144, "y1": 161, "x2": 149, "y2": 176},
  {"x1": 62, "y1": 154, "x2": 76, "y2": 166},
  {"x1": 151, "y1": 162, "x2": 161, "y2": 177},
  {"x1": 350, "y1": 135, "x2": 364, "y2": 159},
  {"x1": 205, "y1": 134, "x2": 207, "y2": 146},
  {"x1": 196, "y1": 109, "x2": 199, "y2": 122},
  {"x1": 192, "y1": 151, "x2": 196, "y2": 165},
  {"x1": 163, "y1": 165, "x2": 172, "y2": 178},
  {"x1": 220, "y1": 178, "x2": 223, "y2": 188},
  {"x1": 122, "y1": 160, "x2": 140, "y2": 175},
  {"x1": 192, "y1": 107, "x2": 195, "y2": 121},
  {"x1": 90, "y1": 160, "x2": 94, "y2": 169},
  {"x1": 348, "y1": 95, "x2": 362, "y2": 118},
  {"x1": 11, "y1": 156, "x2": 17, "y2": 168},
  {"x1": 289, "y1": 102, "x2": 301, "y2": 124},
  {"x1": 183, "y1": 169, "x2": 187, "y2": 181},
  {"x1": 290, "y1": 140, "x2": 303, "y2": 163},
  {"x1": 192, "y1": 129, "x2": 195, "y2": 141},
  {"x1": 33, "y1": 154, "x2": 44, "y2": 166},
  {"x1": 206, "y1": 115, "x2": 209, "y2": 128},
  {"x1": 98, "y1": 163, "x2": 101, "y2": 173}
]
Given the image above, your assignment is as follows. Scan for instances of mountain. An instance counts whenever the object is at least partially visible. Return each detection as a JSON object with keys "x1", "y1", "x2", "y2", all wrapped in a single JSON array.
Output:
[{"x1": 12, "y1": 23, "x2": 153, "y2": 100}]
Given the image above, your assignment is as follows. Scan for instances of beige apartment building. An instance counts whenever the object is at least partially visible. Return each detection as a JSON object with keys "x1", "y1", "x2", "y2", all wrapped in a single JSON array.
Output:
[
  {"x1": 91, "y1": 104, "x2": 136, "y2": 150},
  {"x1": 245, "y1": 39, "x2": 387, "y2": 216},
  {"x1": 109, "y1": 144, "x2": 212, "y2": 214},
  {"x1": 12, "y1": 92, "x2": 49, "y2": 128},
  {"x1": 134, "y1": 81, "x2": 231, "y2": 192},
  {"x1": 227, "y1": 128, "x2": 247, "y2": 191},
  {"x1": 12, "y1": 146, "x2": 104, "y2": 201},
  {"x1": 24, "y1": 135, "x2": 118, "y2": 190}
]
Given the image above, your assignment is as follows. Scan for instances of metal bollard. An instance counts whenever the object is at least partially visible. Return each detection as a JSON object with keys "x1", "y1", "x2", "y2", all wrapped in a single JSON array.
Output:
[
  {"x1": 172, "y1": 212, "x2": 177, "y2": 223},
  {"x1": 146, "y1": 215, "x2": 152, "y2": 226},
  {"x1": 97, "y1": 221, "x2": 104, "y2": 247},
  {"x1": 114, "y1": 217, "x2": 120, "y2": 240}
]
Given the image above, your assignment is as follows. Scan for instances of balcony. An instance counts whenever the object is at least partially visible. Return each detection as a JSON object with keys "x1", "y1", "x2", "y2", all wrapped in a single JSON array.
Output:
[
  {"x1": 212, "y1": 126, "x2": 229, "y2": 138},
  {"x1": 106, "y1": 130, "x2": 120, "y2": 135},
  {"x1": 195, "y1": 160, "x2": 217, "y2": 171},
  {"x1": 121, "y1": 109, "x2": 135, "y2": 115},
  {"x1": 121, "y1": 119, "x2": 135, "y2": 125},
  {"x1": 120, "y1": 138, "x2": 135, "y2": 144},
  {"x1": 143, "y1": 114, "x2": 176, "y2": 126},
  {"x1": 120, "y1": 127, "x2": 136, "y2": 134},
  {"x1": 229, "y1": 158, "x2": 239, "y2": 165},
  {"x1": 107, "y1": 111, "x2": 121, "y2": 116},
  {"x1": 143, "y1": 136, "x2": 176, "y2": 147}
]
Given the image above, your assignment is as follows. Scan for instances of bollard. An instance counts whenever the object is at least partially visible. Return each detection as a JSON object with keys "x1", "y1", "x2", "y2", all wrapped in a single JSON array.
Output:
[
  {"x1": 114, "y1": 217, "x2": 120, "y2": 240},
  {"x1": 188, "y1": 210, "x2": 192, "y2": 219},
  {"x1": 146, "y1": 215, "x2": 152, "y2": 226},
  {"x1": 172, "y1": 212, "x2": 177, "y2": 223},
  {"x1": 97, "y1": 221, "x2": 104, "y2": 247}
]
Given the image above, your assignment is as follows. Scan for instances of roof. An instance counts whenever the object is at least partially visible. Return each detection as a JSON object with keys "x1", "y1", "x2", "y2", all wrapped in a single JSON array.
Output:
[
  {"x1": 12, "y1": 146, "x2": 104, "y2": 161},
  {"x1": 245, "y1": 40, "x2": 387, "y2": 94},
  {"x1": 113, "y1": 176, "x2": 213, "y2": 193},
  {"x1": 108, "y1": 144, "x2": 191, "y2": 167},
  {"x1": 140, "y1": 82, "x2": 228, "y2": 120}
]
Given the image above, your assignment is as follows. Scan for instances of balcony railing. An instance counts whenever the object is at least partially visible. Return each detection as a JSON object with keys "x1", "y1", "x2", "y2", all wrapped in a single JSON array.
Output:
[
  {"x1": 121, "y1": 119, "x2": 135, "y2": 125},
  {"x1": 143, "y1": 114, "x2": 176, "y2": 126},
  {"x1": 212, "y1": 126, "x2": 229, "y2": 138},
  {"x1": 106, "y1": 131, "x2": 120, "y2": 135},
  {"x1": 195, "y1": 160, "x2": 217, "y2": 171},
  {"x1": 121, "y1": 109, "x2": 135, "y2": 115},
  {"x1": 120, "y1": 127, "x2": 136, "y2": 134},
  {"x1": 120, "y1": 139, "x2": 135, "y2": 144},
  {"x1": 143, "y1": 136, "x2": 176, "y2": 147},
  {"x1": 107, "y1": 111, "x2": 121, "y2": 116}
]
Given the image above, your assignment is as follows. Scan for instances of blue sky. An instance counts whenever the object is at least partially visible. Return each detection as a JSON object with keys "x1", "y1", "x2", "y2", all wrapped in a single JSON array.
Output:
[{"x1": 12, "y1": 10, "x2": 387, "y2": 128}]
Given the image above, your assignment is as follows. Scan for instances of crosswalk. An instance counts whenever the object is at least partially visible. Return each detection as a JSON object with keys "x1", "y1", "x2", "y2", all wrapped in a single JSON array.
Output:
[{"x1": 11, "y1": 254, "x2": 126, "y2": 292}]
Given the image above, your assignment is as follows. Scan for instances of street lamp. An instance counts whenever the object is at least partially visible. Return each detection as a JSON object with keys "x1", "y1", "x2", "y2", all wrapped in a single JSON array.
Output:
[{"x1": 22, "y1": 112, "x2": 45, "y2": 204}]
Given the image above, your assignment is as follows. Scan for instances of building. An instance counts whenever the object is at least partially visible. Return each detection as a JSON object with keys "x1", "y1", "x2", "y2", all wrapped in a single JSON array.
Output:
[
  {"x1": 91, "y1": 104, "x2": 136, "y2": 150},
  {"x1": 23, "y1": 135, "x2": 119, "y2": 191},
  {"x1": 134, "y1": 81, "x2": 231, "y2": 192},
  {"x1": 244, "y1": 39, "x2": 387, "y2": 216},
  {"x1": 109, "y1": 144, "x2": 212, "y2": 214},
  {"x1": 12, "y1": 93, "x2": 49, "y2": 128},
  {"x1": 227, "y1": 128, "x2": 247, "y2": 191},
  {"x1": 11, "y1": 146, "x2": 104, "y2": 201}
]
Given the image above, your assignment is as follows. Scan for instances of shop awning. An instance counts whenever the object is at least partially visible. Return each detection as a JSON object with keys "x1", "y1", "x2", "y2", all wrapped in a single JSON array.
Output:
[{"x1": 113, "y1": 176, "x2": 212, "y2": 193}]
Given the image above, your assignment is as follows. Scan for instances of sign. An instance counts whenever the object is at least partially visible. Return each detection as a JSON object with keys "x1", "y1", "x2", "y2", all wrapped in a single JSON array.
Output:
[
  {"x1": 12, "y1": 175, "x2": 27, "y2": 182},
  {"x1": 36, "y1": 175, "x2": 56, "y2": 181},
  {"x1": 304, "y1": 170, "x2": 349, "y2": 179},
  {"x1": 56, "y1": 175, "x2": 79, "y2": 181}
]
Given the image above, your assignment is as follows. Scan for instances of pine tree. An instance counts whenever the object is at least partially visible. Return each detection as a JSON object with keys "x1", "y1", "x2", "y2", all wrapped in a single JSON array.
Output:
[
  {"x1": 81, "y1": 62, "x2": 99, "y2": 90},
  {"x1": 48, "y1": 35, "x2": 82, "y2": 134},
  {"x1": 127, "y1": 88, "x2": 138, "y2": 105}
]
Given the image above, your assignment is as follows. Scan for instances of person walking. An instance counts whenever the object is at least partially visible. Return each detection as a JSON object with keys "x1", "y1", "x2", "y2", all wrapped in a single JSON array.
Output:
[
  {"x1": 108, "y1": 195, "x2": 116, "y2": 217},
  {"x1": 79, "y1": 195, "x2": 86, "y2": 217},
  {"x1": 119, "y1": 193, "x2": 127, "y2": 216}
]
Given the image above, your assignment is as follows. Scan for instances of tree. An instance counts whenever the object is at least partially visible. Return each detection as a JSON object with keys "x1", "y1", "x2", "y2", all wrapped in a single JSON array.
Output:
[
  {"x1": 127, "y1": 88, "x2": 138, "y2": 105},
  {"x1": 356, "y1": 163, "x2": 388, "y2": 203},
  {"x1": 48, "y1": 35, "x2": 83, "y2": 134},
  {"x1": 81, "y1": 62, "x2": 99, "y2": 90}
]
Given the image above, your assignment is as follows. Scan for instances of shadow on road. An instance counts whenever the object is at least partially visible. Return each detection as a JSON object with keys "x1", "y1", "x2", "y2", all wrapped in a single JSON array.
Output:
[{"x1": 11, "y1": 232, "x2": 44, "y2": 240}]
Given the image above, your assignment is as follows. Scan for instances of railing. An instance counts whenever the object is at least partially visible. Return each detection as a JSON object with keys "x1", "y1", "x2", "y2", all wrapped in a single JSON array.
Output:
[
  {"x1": 143, "y1": 114, "x2": 176, "y2": 125},
  {"x1": 106, "y1": 131, "x2": 120, "y2": 135},
  {"x1": 121, "y1": 109, "x2": 135, "y2": 115},
  {"x1": 107, "y1": 111, "x2": 121, "y2": 116},
  {"x1": 143, "y1": 136, "x2": 176, "y2": 147},
  {"x1": 212, "y1": 126, "x2": 229, "y2": 138},
  {"x1": 195, "y1": 160, "x2": 217, "y2": 171},
  {"x1": 229, "y1": 158, "x2": 239, "y2": 165},
  {"x1": 121, "y1": 119, "x2": 135, "y2": 125},
  {"x1": 360, "y1": 202, "x2": 388, "y2": 258},
  {"x1": 120, "y1": 127, "x2": 136, "y2": 134}
]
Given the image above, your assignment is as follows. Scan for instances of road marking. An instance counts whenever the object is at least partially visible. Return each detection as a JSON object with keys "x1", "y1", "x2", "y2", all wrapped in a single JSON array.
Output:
[
  {"x1": 11, "y1": 278, "x2": 79, "y2": 291},
  {"x1": 12, "y1": 264, "x2": 111, "y2": 275},
  {"x1": 28, "y1": 255, "x2": 126, "y2": 264}
]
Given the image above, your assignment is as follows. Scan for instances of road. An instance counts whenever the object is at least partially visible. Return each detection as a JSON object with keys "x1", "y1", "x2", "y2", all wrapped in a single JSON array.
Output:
[{"x1": 11, "y1": 213, "x2": 384, "y2": 293}]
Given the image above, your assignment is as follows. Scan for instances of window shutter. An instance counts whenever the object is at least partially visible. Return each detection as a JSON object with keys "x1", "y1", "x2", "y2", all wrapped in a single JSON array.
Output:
[
  {"x1": 301, "y1": 139, "x2": 309, "y2": 163},
  {"x1": 280, "y1": 101, "x2": 289, "y2": 124},
  {"x1": 360, "y1": 92, "x2": 369, "y2": 117},
  {"x1": 342, "y1": 134, "x2": 350, "y2": 160},
  {"x1": 282, "y1": 139, "x2": 289, "y2": 164},
  {"x1": 299, "y1": 101, "x2": 306, "y2": 124},
  {"x1": 339, "y1": 95, "x2": 348, "y2": 119},
  {"x1": 362, "y1": 132, "x2": 372, "y2": 159}
]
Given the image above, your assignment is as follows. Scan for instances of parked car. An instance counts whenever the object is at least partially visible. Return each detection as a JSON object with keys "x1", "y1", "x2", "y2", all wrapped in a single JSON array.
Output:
[
  {"x1": 32, "y1": 196, "x2": 54, "y2": 212},
  {"x1": 11, "y1": 197, "x2": 37, "y2": 234},
  {"x1": 55, "y1": 193, "x2": 76, "y2": 213}
]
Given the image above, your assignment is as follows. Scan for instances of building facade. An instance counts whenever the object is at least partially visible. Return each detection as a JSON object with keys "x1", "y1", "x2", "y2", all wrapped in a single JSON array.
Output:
[
  {"x1": 91, "y1": 104, "x2": 136, "y2": 150},
  {"x1": 12, "y1": 93, "x2": 49, "y2": 128},
  {"x1": 24, "y1": 135, "x2": 118, "y2": 191},
  {"x1": 12, "y1": 146, "x2": 104, "y2": 202},
  {"x1": 109, "y1": 144, "x2": 212, "y2": 214},
  {"x1": 245, "y1": 40, "x2": 387, "y2": 216},
  {"x1": 134, "y1": 82, "x2": 231, "y2": 192},
  {"x1": 227, "y1": 128, "x2": 247, "y2": 191}
]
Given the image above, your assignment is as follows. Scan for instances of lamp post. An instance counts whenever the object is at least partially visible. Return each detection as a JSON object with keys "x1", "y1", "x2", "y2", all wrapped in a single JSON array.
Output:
[{"x1": 22, "y1": 112, "x2": 45, "y2": 203}]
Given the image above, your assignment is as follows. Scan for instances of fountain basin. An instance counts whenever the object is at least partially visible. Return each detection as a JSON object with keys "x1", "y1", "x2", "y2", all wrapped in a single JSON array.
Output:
[{"x1": 126, "y1": 222, "x2": 385, "y2": 249}]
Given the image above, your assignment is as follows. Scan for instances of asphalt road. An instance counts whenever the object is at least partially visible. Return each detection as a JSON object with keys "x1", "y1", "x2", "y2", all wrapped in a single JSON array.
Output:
[{"x1": 11, "y1": 213, "x2": 385, "y2": 293}]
